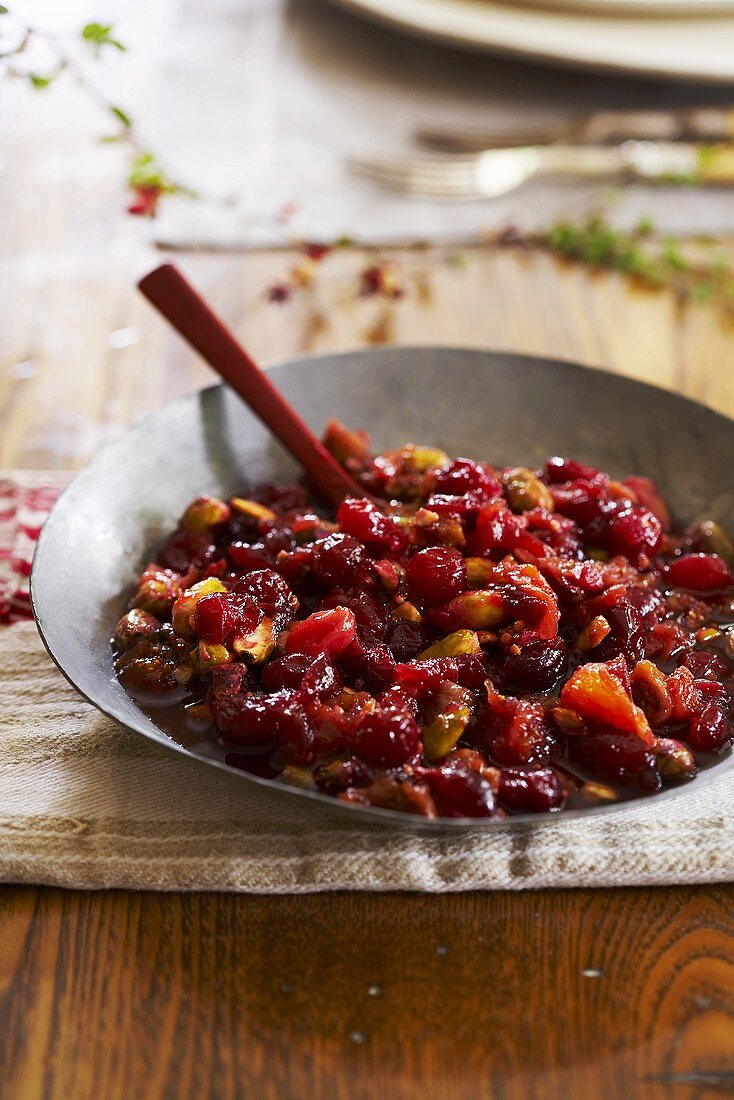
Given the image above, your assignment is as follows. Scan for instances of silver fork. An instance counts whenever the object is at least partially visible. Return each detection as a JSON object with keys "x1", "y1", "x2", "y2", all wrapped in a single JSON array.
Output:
[{"x1": 347, "y1": 141, "x2": 711, "y2": 200}]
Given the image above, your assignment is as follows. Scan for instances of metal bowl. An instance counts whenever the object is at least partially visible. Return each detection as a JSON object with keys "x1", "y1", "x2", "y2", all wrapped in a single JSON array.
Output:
[{"x1": 31, "y1": 347, "x2": 734, "y2": 830}]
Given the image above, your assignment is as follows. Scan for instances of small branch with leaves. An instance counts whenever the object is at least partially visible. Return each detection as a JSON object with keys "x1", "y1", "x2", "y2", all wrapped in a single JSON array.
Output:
[{"x1": 0, "y1": 9, "x2": 182, "y2": 215}]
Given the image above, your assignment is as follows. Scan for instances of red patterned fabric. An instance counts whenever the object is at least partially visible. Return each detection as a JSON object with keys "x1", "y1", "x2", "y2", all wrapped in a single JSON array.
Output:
[{"x1": 0, "y1": 473, "x2": 70, "y2": 625}]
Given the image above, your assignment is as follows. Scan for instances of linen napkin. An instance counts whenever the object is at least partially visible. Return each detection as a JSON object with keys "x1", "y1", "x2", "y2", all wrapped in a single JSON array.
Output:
[{"x1": 2, "y1": 472, "x2": 733, "y2": 893}]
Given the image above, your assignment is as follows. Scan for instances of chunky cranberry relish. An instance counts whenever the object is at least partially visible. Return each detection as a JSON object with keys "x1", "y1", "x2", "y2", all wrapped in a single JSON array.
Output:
[{"x1": 113, "y1": 422, "x2": 734, "y2": 819}]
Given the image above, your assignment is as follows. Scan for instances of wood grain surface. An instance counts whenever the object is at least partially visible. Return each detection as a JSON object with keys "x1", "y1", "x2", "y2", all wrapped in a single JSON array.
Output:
[{"x1": 1, "y1": 885, "x2": 733, "y2": 1100}]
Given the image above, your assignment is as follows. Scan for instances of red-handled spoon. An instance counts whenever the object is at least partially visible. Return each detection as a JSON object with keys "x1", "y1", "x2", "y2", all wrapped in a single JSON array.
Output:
[{"x1": 138, "y1": 262, "x2": 370, "y2": 507}]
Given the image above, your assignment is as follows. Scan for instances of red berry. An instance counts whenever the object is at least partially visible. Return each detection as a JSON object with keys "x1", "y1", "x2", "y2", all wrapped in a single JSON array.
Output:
[
  {"x1": 262, "y1": 653, "x2": 312, "y2": 692},
  {"x1": 503, "y1": 636, "x2": 567, "y2": 692},
  {"x1": 160, "y1": 530, "x2": 217, "y2": 573},
  {"x1": 497, "y1": 768, "x2": 563, "y2": 813},
  {"x1": 432, "y1": 458, "x2": 501, "y2": 500},
  {"x1": 570, "y1": 729, "x2": 661, "y2": 791},
  {"x1": 604, "y1": 506, "x2": 661, "y2": 564},
  {"x1": 234, "y1": 568, "x2": 295, "y2": 616},
  {"x1": 686, "y1": 702, "x2": 731, "y2": 752},
  {"x1": 550, "y1": 476, "x2": 608, "y2": 529},
  {"x1": 406, "y1": 546, "x2": 466, "y2": 605},
  {"x1": 339, "y1": 642, "x2": 397, "y2": 693},
  {"x1": 336, "y1": 498, "x2": 404, "y2": 551},
  {"x1": 470, "y1": 502, "x2": 525, "y2": 556},
  {"x1": 227, "y1": 542, "x2": 271, "y2": 573},
  {"x1": 284, "y1": 606, "x2": 357, "y2": 658},
  {"x1": 427, "y1": 767, "x2": 496, "y2": 818},
  {"x1": 666, "y1": 553, "x2": 734, "y2": 591},
  {"x1": 352, "y1": 709, "x2": 420, "y2": 768},
  {"x1": 313, "y1": 533, "x2": 364, "y2": 588},
  {"x1": 193, "y1": 592, "x2": 262, "y2": 644},
  {"x1": 545, "y1": 457, "x2": 600, "y2": 484}
]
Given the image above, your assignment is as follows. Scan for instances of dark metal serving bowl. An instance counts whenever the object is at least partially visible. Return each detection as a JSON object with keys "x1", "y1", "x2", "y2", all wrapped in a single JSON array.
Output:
[{"x1": 30, "y1": 347, "x2": 734, "y2": 829}]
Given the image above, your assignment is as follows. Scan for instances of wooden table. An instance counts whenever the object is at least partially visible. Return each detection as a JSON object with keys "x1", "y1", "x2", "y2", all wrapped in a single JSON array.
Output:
[{"x1": 3, "y1": 56, "x2": 734, "y2": 1099}]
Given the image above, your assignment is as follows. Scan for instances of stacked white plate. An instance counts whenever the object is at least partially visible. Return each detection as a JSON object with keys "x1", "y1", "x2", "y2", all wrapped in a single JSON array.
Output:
[{"x1": 328, "y1": 0, "x2": 734, "y2": 82}]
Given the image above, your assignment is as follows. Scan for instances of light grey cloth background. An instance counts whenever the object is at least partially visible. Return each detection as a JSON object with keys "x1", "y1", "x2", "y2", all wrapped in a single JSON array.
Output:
[{"x1": 3, "y1": 621, "x2": 733, "y2": 892}]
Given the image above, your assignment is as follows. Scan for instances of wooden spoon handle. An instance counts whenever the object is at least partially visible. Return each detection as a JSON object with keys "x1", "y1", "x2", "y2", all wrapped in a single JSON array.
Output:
[{"x1": 138, "y1": 263, "x2": 364, "y2": 507}]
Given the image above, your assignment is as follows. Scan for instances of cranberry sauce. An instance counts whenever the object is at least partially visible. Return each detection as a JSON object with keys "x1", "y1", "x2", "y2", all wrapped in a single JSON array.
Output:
[{"x1": 113, "y1": 426, "x2": 734, "y2": 819}]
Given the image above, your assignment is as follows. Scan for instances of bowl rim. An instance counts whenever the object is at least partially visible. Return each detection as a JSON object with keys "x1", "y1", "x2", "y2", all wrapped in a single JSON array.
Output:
[{"x1": 30, "y1": 345, "x2": 734, "y2": 831}]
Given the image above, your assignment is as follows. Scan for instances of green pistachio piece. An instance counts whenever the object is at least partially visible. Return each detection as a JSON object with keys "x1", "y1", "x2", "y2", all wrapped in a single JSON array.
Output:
[
  {"x1": 418, "y1": 629, "x2": 481, "y2": 660},
  {"x1": 423, "y1": 705, "x2": 471, "y2": 762},
  {"x1": 403, "y1": 444, "x2": 450, "y2": 473},
  {"x1": 502, "y1": 467, "x2": 554, "y2": 512},
  {"x1": 232, "y1": 618, "x2": 276, "y2": 664},
  {"x1": 281, "y1": 765, "x2": 318, "y2": 791},
  {"x1": 465, "y1": 558, "x2": 494, "y2": 589},
  {"x1": 181, "y1": 495, "x2": 231, "y2": 534},
  {"x1": 192, "y1": 641, "x2": 231, "y2": 673},
  {"x1": 445, "y1": 590, "x2": 504, "y2": 630},
  {"x1": 696, "y1": 520, "x2": 734, "y2": 566},
  {"x1": 231, "y1": 497, "x2": 277, "y2": 522},
  {"x1": 113, "y1": 608, "x2": 160, "y2": 651},
  {"x1": 171, "y1": 577, "x2": 227, "y2": 638},
  {"x1": 654, "y1": 737, "x2": 696, "y2": 781},
  {"x1": 391, "y1": 601, "x2": 422, "y2": 623}
]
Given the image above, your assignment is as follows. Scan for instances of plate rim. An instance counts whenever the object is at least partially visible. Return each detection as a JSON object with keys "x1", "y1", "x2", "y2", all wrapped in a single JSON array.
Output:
[
  {"x1": 326, "y1": 0, "x2": 734, "y2": 84},
  {"x1": 30, "y1": 345, "x2": 734, "y2": 832}
]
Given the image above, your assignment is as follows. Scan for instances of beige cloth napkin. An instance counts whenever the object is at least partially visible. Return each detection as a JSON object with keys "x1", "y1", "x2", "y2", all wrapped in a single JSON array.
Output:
[{"x1": 2, "y1": 621, "x2": 734, "y2": 893}]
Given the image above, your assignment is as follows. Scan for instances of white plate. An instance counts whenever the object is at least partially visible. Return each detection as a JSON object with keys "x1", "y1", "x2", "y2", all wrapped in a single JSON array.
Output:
[
  {"x1": 515, "y1": 0, "x2": 734, "y2": 15},
  {"x1": 327, "y1": 0, "x2": 734, "y2": 82}
]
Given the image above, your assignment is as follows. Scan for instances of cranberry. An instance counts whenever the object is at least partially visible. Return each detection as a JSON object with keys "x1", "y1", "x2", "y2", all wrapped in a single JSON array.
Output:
[
  {"x1": 570, "y1": 730, "x2": 661, "y2": 791},
  {"x1": 336, "y1": 498, "x2": 404, "y2": 551},
  {"x1": 666, "y1": 553, "x2": 734, "y2": 592},
  {"x1": 352, "y1": 709, "x2": 421, "y2": 768},
  {"x1": 432, "y1": 458, "x2": 501, "y2": 500},
  {"x1": 262, "y1": 653, "x2": 313, "y2": 692},
  {"x1": 455, "y1": 652, "x2": 489, "y2": 690},
  {"x1": 313, "y1": 533, "x2": 365, "y2": 589},
  {"x1": 160, "y1": 530, "x2": 217, "y2": 573},
  {"x1": 262, "y1": 652, "x2": 341, "y2": 700},
  {"x1": 503, "y1": 636, "x2": 567, "y2": 692},
  {"x1": 497, "y1": 768, "x2": 563, "y2": 813},
  {"x1": 687, "y1": 702, "x2": 731, "y2": 752},
  {"x1": 696, "y1": 679, "x2": 731, "y2": 710},
  {"x1": 545, "y1": 457, "x2": 600, "y2": 483},
  {"x1": 319, "y1": 588, "x2": 386, "y2": 645},
  {"x1": 339, "y1": 641, "x2": 396, "y2": 693},
  {"x1": 470, "y1": 502, "x2": 525, "y2": 556},
  {"x1": 299, "y1": 653, "x2": 342, "y2": 700},
  {"x1": 683, "y1": 650, "x2": 729, "y2": 680},
  {"x1": 426, "y1": 492, "x2": 484, "y2": 519},
  {"x1": 550, "y1": 475, "x2": 608, "y2": 528},
  {"x1": 256, "y1": 483, "x2": 309, "y2": 512},
  {"x1": 427, "y1": 768, "x2": 495, "y2": 818},
  {"x1": 193, "y1": 592, "x2": 262, "y2": 644},
  {"x1": 595, "y1": 601, "x2": 645, "y2": 667},
  {"x1": 227, "y1": 542, "x2": 271, "y2": 573},
  {"x1": 384, "y1": 619, "x2": 431, "y2": 662},
  {"x1": 284, "y1": 607, "x2": 357, "y2": 659},
  {"x1": 622, "y1": 476, "x2": 671, "y2": 531},
  {"x1": 406, "y1": 547, "x2": 466, "y2": 605},
  {"x1": 481, "y1": 688, "x2": 557, "y2": 765},
  {"x1": 394, "y1": 657, "x2": 459, "y2": 695},
  {"x1": 234, "y1": 568, "x2": 295, "y2": 616},
  {"x1": 604, "y1": 506, "x2": 661, "y2": 564},
  {"x1": 276, "y1": 546, "x2": 316, "y2": 590}
]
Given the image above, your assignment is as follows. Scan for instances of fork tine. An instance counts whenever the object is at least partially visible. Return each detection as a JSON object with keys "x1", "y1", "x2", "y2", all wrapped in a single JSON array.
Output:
[{"x1": 347, "y1": 155, "x2": 481, "y2": 198}]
